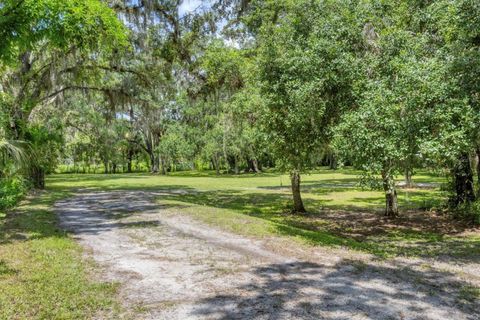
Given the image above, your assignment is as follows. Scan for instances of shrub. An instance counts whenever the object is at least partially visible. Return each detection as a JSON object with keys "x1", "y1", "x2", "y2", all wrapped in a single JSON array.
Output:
[
  {"x1": 452, "y1": 201, "x2": 480, "y2": 226},
  {"x1": 0, "y1": 176, "x2": 28, "y2": 213}
]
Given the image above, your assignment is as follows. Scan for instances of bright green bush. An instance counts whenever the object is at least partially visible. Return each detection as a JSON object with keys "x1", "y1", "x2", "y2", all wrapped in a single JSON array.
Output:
[{"x1": 0, "y1": 176, "x2": 28, "y2": 213}]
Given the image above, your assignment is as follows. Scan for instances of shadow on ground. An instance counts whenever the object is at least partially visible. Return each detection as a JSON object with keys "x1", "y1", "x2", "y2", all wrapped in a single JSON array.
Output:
[
  {"x1": 51, "y1": 186, "x2": 480, "y2": 262},
  {"x1": 192, "y1": 260, "x2": 478, "y2": 320},
  {"x1": 154, "y1": 189, "x2": 479, "y2": 261},
  {"x1": 53, "y1": 189, "x2": 479, "y2": 319},
  {"x1": 0, "y1": 190, "x2": 71, "y2": 244}
]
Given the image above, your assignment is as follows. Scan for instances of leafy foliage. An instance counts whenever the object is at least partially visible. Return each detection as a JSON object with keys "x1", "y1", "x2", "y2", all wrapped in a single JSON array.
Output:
[
  {"x1": 257, "y1": 0, "x2": 359, "y2": 172},
  {"x1": 0, "y1": 176, "x2": 27, "y2": 213},
  {"x1": 0, "y1": 0, "x2": 479, "y2": 218},
  {"x1": 0, "y1": 0, "x2": 128, "y2": 62}
]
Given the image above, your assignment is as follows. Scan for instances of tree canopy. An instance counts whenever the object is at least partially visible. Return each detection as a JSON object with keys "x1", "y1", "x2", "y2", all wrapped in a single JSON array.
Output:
[{"x1": 1, "y1": 0, "x2": 479, "y2": 222}]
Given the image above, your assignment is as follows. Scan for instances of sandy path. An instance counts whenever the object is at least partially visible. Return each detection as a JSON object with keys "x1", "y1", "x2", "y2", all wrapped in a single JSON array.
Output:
[{"x1": 55, "y1": 191, "x2": 478, "y2": 320}]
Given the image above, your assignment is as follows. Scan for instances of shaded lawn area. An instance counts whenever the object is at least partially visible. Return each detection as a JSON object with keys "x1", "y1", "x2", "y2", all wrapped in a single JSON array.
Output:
[
  {"x1": 0, "y1": 190, "x2": 120, "y2": 319},
  {"x1": 46, "y1": 168, "x2": 480, "y2": 259}
]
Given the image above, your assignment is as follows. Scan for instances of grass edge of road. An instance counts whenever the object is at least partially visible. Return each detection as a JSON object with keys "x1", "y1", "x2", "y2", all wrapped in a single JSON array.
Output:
[{"x1": 0, "y1": 189, "x2": 123, "y2": 320}]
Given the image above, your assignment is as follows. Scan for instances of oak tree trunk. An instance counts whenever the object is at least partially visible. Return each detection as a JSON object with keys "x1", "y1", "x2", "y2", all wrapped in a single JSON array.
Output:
[
  {"x1": 384, "y1": 189, "x2": 398, "y2": 217},
  {"x1": 404, "y1": 168, "x2": 413, "y2": 188},
  {"x1": 252, "y1": 159, "x2": 261, "y2": 173},
  {"x1": 160, "y1": 156, "x2": 167, "y2": 175},
  {"x1": 382, "y1": 171, "x2": 398, "y2": 217},
  {"x1": 451, "y1": 153, "x2": 475, "y2": 206},
  {"x1": 476, "y1": 148, "x2": 480, "y2": 195},
  {"x1": 149, "y1": 152, "x2": 159, "y2": 173},
  {"x1": 329, "y1": 153, "x2": 337, "y2": 170},
  {"x1": 234, "y1": 156, "x2": 239, "y2": 175},
  {"x1": 127, "y1": 106, "x2": 135, "y2": 173},
  {"x1": 212, "y1": 155, "x2": 220, "y2": 175},
  {"x1": 127, "y1": 148, "x2": 133, "y2": 173},
  {"x1": 246, "y1": 158, "x2": 261, "y2": 173},
  {"x1": 290, "y1": 170, "x2": 306, "y2": 213}
]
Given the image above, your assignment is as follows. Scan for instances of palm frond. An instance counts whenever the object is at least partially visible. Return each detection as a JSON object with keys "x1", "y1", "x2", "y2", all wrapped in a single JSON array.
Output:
[{"x1": 0, "y1": 139, "x2": 29, "y2": 170}]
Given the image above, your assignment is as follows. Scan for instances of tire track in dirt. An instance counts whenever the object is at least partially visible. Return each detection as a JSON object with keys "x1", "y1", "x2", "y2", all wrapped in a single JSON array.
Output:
[{"x1": 55, "y1": 190, "x2": 478, "y2": 320}]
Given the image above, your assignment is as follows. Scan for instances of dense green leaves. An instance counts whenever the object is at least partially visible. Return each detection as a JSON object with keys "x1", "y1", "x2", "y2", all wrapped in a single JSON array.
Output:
[
  {"x1": 1, "y1": 0, "x2": 479, "y2": 217},
  {"x1": 257, "y1": 0, "x2": 359, "y2": 172},
  {"x1": 0, "y1": 0, "x2": 128, "y2": 62}
]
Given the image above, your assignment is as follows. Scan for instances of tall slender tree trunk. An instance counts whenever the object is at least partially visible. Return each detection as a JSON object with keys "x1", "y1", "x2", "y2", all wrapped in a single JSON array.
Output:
[
  {"x1": 150, "y1": 153, "x2": 159, "y2": 173},
  {"x1": 127, "y1": 148, "x2": 133, "y2": 173},
  {"x1": 234, "y1": 156, "x2": 239, "y2": 175},
  {"x1": 222, "y1": 117, "x2": 230, "y2": 173},
  {"x1": 290, "y1": 169, "x2": 306, "y2": 213},
  {"x1": 476, "y1": 148, "x2": 480, "y2": 194},
  {"x1": 160, "y1": 156, "x2": 167, "y2": 175},
  {"x1": 329, "y1": 153, "x2": 337, "y2": 170},
  {"x1": 127, "y1": 106, "x2": 135, "y2": 173},
  {"x1": 212, "y1": 155, "x2": 220, "y2": 175},
  {"x1": 404, "y1": 168, "x2": 413, "y2": 188},
  {"x1": 381, "y1": 170, "x2": 398, "y2": 217},
  {"x1": 451, "y1": 153, "x2": 475, "y2": 206}
]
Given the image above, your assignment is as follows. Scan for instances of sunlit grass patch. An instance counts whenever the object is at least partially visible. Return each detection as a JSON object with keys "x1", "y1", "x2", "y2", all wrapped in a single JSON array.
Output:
[
  {"x1": 46, "y1": 168, "x2": 478, "y2": 260},
  {"x1": 0, "y1": 191, "x2": 121, "y2": 319}
]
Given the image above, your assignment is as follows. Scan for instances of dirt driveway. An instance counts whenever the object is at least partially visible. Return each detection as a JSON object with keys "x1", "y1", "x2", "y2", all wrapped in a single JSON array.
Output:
[{"x1": 55, "y1": 191, "x2": 479, "y2": 320}]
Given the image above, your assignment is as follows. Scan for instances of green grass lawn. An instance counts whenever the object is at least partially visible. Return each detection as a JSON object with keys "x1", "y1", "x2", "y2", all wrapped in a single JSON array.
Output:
[
  {"x1": 46, "y1": 168, "x2": 479, "y2": 258},
  {"x1": 47, "y1": 168, "x2": 447, "y2": 211},
  {"x1": 1, "y1": 168, "x2": 478, "y2": 318},
  {"x1": 0, "y1": 190, "x2": 120, "y2": 319}
]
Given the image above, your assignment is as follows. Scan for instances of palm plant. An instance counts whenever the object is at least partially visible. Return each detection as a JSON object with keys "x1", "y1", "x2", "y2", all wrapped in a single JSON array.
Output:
[{"x1": 0, "y1": 138, "x2": 29, "y2": 173}]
